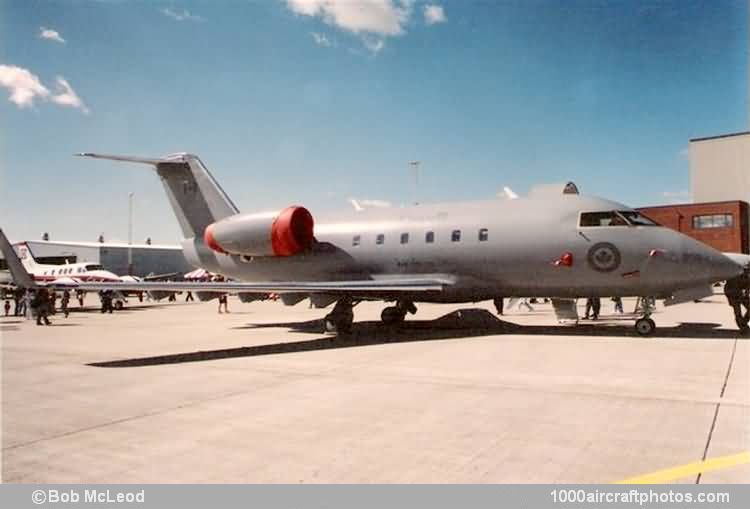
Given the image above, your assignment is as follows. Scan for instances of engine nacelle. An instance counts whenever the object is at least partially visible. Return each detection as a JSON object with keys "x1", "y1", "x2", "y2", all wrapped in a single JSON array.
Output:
[{"x1": 203, "y1": 206, "x2": 314, "y2": 257}]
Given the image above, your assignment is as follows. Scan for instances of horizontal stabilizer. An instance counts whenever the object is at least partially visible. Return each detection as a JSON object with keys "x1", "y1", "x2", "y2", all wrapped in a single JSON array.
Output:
[{"x1": 75, "y1": 153, "x2": 173, "y2": 166}]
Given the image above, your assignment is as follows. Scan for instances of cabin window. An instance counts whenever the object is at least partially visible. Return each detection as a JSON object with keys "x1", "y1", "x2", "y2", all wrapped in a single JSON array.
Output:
[
  {"x1": 376, "y1": 234, "x2": 385, "y2": 245},
  {"x1": 451, "y1": 230, "x2": 461, "y2": 242},
  {"x1": 352, "y1": 235, "x2": 361, "y2": 247},
  {"x1": 400, "y1": 233, "x2": 409, "y2": 244},
  {"x1": 692, "y1": 214, "x2": 733, "y2": 229},
  {"x1": 425, "y1": 231, "x2": 435, "y2": 243},
  {"x1": 478, "y1": 228, "x2": 489, "y2": 241}
]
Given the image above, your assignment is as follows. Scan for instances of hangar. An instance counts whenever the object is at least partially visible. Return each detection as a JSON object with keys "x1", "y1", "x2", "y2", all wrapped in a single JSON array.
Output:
[{"x1": 0, "y1": 239, "x2": 192, "y2": 277}]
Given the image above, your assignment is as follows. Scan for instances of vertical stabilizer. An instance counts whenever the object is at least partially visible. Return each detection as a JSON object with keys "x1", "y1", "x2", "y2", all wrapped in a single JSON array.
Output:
[
  {"x1": 0, "y1": 230, "x2": 37, "y2": 288},
  {"x1": 77, "y1": 152, "x2": 239, "y2": 240}
]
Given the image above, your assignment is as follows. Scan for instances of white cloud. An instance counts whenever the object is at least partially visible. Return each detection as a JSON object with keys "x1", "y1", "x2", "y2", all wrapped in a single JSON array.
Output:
[
  {"x1": 288, "y1": 0, "x2": 413, "y2": 54},
  {"x1": 311, "y1": 32, "x2": 333, "y2": 47},
  {"x1": 0, "y1": 65, "x2": 50, "y2": 108},
  {"x1": 423, "y1": 4, "x2": 446, "y2": 25},
  {"x1": 0, "y1": 65, "x2": 89, "y2": 113},
  {"x1": 161, "y1": 7, "x2": 204, "y2": 22},
  {"x1": 39, "y1": 27, "x2": 66, "y2": 44},
  {"x1": 362, "y1": 36, "x2": 385, "y2": 54},
  {"x1": 361, "y1": 199, "x2": 392, "y2": 208},
  {"x1": 288, "y1": 0, "x2": 411, "y2": 35},
  {"x1": 51, "y1": 77, "x2": 90, "y2": 114},
  {"x1": 350, "y1": 198, "x2": 392, "y2": 210}
]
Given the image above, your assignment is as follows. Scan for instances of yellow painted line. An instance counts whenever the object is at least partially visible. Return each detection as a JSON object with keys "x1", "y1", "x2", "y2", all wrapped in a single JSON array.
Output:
[{"x1": 615, "y1": 451, "x2": 750, "y2": 484}]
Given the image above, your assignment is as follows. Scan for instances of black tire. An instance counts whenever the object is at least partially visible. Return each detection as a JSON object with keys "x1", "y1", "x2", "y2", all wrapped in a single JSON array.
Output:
[
  {"x1": 635, "y1": 317, "x2": 656, "y2": 336},
  {"x1": 381, "y1": 306, "x2": 406, "y2": 325},
  {"x1": 114, "y1": 301, "x2": 124, "y2": 311},
  {"x1": 323, "y1": 315, "x2": 352, "y2": 335}
]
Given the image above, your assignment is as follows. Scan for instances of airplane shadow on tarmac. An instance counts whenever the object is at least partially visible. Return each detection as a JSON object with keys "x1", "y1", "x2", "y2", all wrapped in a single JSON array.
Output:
[{"x1": 88, "y1": 309, "x2": 746, "y2": 368}]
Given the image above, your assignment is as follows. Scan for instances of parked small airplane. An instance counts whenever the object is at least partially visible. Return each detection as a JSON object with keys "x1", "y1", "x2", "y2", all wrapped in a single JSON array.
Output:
[
  {"x1": 15, "y1": 243, "x2": 122, "y2": 284},
  {"x1": 1, "y1": 151, "x2": 747, "y2": 335}
]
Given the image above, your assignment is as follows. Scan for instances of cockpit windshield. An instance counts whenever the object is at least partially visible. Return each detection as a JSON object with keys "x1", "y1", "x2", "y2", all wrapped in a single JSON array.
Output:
[
  {"x1": 84, "y1": 264, "x2": 104, "y2": 271},
  {"x1": 579, "y1": 211, "x2": 659, "y2": 227}
]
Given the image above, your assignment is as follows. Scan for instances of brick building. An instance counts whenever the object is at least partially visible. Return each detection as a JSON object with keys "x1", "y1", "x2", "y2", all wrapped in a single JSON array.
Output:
[{"x1": 637, "y1": 201, "x2": 749, "y2": 254}]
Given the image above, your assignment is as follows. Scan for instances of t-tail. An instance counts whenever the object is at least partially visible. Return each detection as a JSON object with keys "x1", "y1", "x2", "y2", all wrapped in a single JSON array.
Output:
[
  {"x1": 76, "y1": 153, "x2": 239, "y2": 242},
  {"x1": 16, "y1": 242, "x2": 39, "y2": 272},
  {"x1": 0, "y1": 229, "x2": 37, "y2": 289}
]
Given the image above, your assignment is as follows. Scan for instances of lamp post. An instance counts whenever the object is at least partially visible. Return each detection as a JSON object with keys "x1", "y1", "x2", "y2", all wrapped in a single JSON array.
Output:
[
  {"x1": 128, "y1": 192, "x2": 134, "y2": 275},
  {"x1": 409, "y1": 161, "x2": 420, "y2": 205}
]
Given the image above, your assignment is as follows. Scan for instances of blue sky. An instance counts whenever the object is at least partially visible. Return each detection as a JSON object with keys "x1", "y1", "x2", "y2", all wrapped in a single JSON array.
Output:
[{"x1": 1, "y1": 0, "x2": 747, "y2": 244}]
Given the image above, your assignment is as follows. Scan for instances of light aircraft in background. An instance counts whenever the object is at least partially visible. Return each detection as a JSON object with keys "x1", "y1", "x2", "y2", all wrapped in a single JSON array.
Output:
[
  {"x1": 16, "y1": 243, "x2": 122, "y2": 284},
  {"x1": 1, "y1": 151, "x2": 748, "y2": 336}
]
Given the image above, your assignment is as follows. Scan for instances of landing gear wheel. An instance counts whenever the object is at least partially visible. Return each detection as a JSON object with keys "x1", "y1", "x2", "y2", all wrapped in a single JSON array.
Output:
[
  {"x1": 635, "y1": 317, "x2": 656, "y2": 336},
  {"x1": 381, "y1": 306, "x2": 406, "y2": 325},
  {"x1": 114, "y1": 300, "x2": 124, "y2": 311},
  {"x1": 324, "y1": 314, "x2": 352, "y2": 334},
  {"x1": 323, "y1": 298, "x2": 354, "y2": 334}
]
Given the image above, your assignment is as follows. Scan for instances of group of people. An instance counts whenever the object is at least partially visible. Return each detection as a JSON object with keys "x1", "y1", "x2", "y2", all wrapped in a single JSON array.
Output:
[
  {"x1": 582, "y1": 296, "x2": 624, "y2": 320},
  {"x1": 1, "y1": 288, "x2": 72, "y2": 325}
]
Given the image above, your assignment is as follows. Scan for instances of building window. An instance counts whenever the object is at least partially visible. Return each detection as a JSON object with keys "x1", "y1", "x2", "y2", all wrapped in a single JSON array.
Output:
[
  {"x1": 451, "y1": 230, "x2": 461, "y2": 242},
  {"x1": 425, "y1": 231, "x2": 435, "y2": 243},
  {"x1": 692, "y1": 214, "x2": 733, "y2": 229},
  {"x1": 376, "y1": 234, "x2": 385, "y2": 245},
  {"x1": 478, "y1": 228, "x2": 489, "y2": 241},
  {"x1": 352, "y1": 235, "x2": 361, "y2": 247},
  {"x1": 400, "y1": 233, "x2": 409, "y2": 244}
]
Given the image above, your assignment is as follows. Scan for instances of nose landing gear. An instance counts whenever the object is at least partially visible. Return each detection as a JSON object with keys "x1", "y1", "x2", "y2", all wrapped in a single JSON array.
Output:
[
  {"x1": 635, "y1": 316, "x2": 656, "y2": 336},
  {"x1": 634, "y1": 297, "x2": 656, "y2": 336}
]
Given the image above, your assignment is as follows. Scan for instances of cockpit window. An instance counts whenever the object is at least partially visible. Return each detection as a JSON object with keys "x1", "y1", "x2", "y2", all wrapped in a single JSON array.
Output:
[
  {"x1": 579, "y1": 211, "x2": 658, "y2": 227},
  {"x1": 84, "y1": 264, "x2": 103, "y2": 271},
  {"x1": 617, "y1": 210, "x2": 659, "y2": 226}
]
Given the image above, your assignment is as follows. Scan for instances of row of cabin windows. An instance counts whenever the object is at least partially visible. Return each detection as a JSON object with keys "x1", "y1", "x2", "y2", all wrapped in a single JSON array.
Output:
[
  {"x1": 352, "y1": 228, "x2": 489, "y2": 247},
  {"x1": 45, "y1": 267, "x2": 84, "y2": 276}
]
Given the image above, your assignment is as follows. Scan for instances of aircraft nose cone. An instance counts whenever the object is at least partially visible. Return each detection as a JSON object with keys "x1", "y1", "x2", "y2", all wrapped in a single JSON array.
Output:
[
  {"x1": 710, "y1": 253, "x2": 744, "y2": 282},
  {"x1": 685, "y1": 244, "x2": 743, "y2": 283}
]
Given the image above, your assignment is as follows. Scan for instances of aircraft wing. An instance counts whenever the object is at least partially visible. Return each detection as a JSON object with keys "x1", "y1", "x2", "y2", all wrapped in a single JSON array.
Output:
[
  {"x1": 0, "y1": 226, "x2": 452, "y2": 294},
  {"x1": 39, "y1": 277, "x2": 454, "y2": 294}
]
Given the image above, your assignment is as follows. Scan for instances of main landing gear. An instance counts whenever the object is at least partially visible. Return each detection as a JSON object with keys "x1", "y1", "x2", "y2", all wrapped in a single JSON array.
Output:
[
  {"x1": 324, "y1": 297, "x2": 354, "y2": 334},
  {"x1": 381, "y1": 301, "x2": 417, "y2": 326}
]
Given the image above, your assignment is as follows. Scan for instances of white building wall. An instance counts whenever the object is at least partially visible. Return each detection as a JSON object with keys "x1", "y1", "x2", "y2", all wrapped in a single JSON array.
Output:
[{"x1": 690, "y1": 132, "x2": 750, "y2": 203}]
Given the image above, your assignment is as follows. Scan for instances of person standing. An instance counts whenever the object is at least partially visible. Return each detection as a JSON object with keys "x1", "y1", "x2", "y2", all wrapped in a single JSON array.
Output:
[
  {"x1": 218, "y1": 294, "x2": 229, "y2": 314},
  {"x1": 591, "y1": 297, "x2": 601, "y2": 320},
  {"x1": 4, "y1": 299, "x2": 10, "y2": 316},
  {"x1": 185, "y1": 291, "x2": 194, "y2": 302},
  {"x1": 612, "y1": 296, "x2": 624, "y2": 314},
  {"x1": 23, "y1": 289, "x2": 32, "y2": 319},
  {"x1": 61, "y1": 290, "x2": 71, "y2": 318},
  {"x1": 77, "y1": 290, "x2": 85, "y2": 307},
  {"x1": 35, "y1": 289, "x2": 52, "y2": 326},
  {"x1": 493, "y1": 297, "x2": 504, "y2": 316}
]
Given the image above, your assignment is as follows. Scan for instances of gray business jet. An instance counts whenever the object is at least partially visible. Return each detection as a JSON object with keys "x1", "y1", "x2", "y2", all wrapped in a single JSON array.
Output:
[{"x1": 1, "y1": 152, "x2": 746, "y2": 335}]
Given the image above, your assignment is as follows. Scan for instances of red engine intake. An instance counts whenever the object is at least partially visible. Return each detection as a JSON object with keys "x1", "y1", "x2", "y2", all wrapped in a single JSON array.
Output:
[
  {"x1": 203, "y1": 224, "x2": 226, "y2": 254},
  {"x1": 271, "y1": 206, "x2": 315, "y2": 256},
  {"x1": 203, "y1": 206, "x2": 314, "y2": 257}
]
